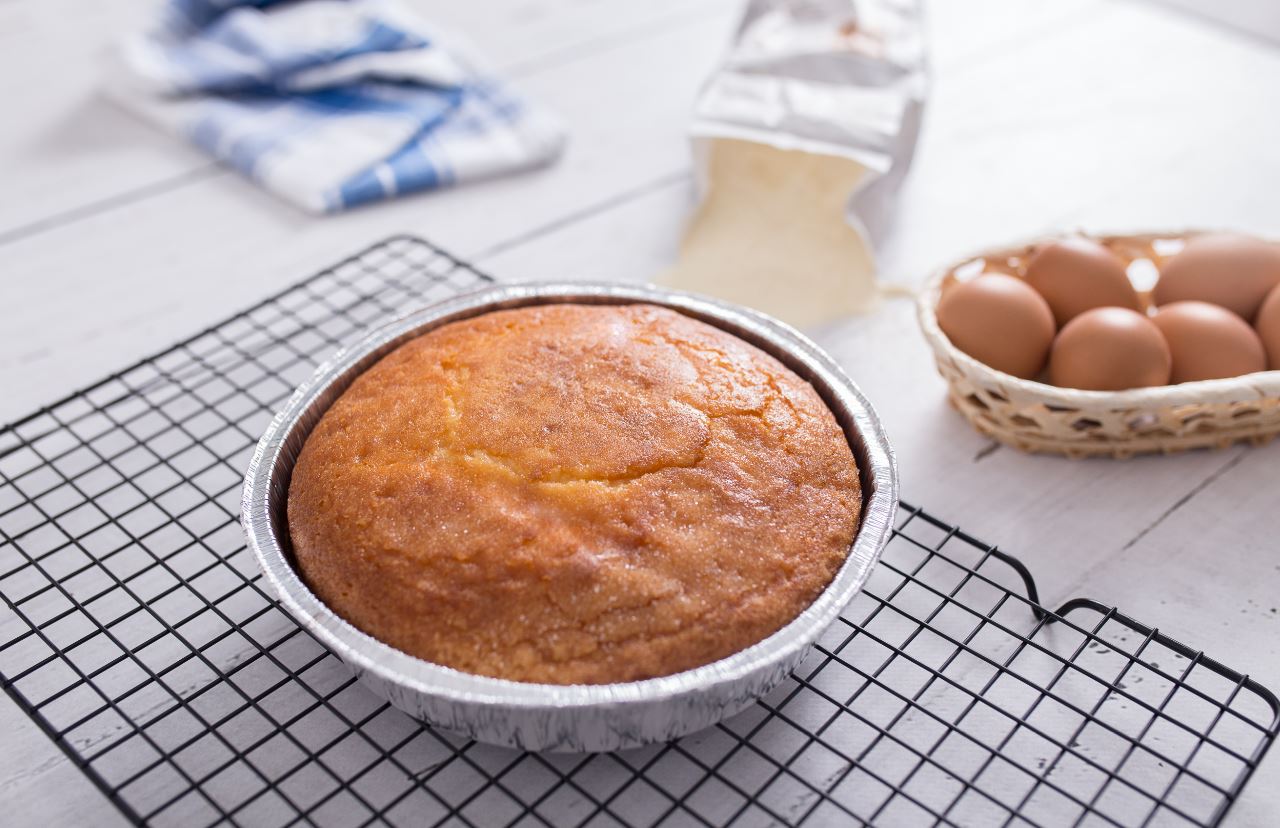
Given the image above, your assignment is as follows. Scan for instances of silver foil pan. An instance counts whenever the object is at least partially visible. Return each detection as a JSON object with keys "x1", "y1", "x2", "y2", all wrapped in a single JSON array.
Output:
[{"x1": 241, "y1": 283, "x2": 898, "y2": 752}]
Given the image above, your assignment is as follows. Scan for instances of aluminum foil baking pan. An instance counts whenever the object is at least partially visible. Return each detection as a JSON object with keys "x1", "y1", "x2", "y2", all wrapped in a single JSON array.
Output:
[{"x1": 242, "y1": 282, "x2": 898, "y2": 752}]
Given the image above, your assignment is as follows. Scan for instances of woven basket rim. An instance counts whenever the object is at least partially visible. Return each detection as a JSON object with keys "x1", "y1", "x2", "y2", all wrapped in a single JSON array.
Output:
[{"x1": 917, "y1": 229, "x2": 1280, "y2": 409}]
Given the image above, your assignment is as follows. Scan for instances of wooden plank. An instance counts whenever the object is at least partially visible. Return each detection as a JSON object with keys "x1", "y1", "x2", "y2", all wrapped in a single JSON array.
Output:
[
  {"x1": 0, "y1": 0, "x2": 730, "y2": 239},
  {"x1": 0, "y1": 696, "x2": 128, "y2": 828},
  {"x1": 1045, "y1": 444, "x2": 1280, "y2": 827},
  {"x1": 1152, "y1": 0, "x2": 1280, "y2": 46},
  {"x1": 1047, "y1": 444, "x2": 1280, "y2": 689}
]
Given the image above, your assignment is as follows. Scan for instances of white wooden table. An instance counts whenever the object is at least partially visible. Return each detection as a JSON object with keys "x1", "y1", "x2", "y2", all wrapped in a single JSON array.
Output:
[{"x1": 2, "y1": 0, "x2": 1278, "y2": 824}]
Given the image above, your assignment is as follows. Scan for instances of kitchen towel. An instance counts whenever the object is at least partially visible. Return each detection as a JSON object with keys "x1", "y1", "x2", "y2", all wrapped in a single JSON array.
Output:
[{"x1": 109, "y1": 0, "x2": 567, "y2": 212}]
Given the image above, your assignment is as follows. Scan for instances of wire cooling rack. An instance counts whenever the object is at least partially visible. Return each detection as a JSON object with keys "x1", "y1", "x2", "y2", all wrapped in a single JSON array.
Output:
[{"x1": 1, "y1": 236, "x2": 1276, "y2": 828}]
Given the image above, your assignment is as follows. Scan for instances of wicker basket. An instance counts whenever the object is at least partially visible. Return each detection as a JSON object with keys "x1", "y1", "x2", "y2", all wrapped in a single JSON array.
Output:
[{"x1": 917, "y1": 231, "x2": 1280, "y2": 459}]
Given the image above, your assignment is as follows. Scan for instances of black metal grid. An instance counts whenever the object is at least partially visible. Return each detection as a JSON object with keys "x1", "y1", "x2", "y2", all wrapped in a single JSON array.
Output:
[{"x1": 0, "y1": 236, "x2": 1275, "y2": 828}]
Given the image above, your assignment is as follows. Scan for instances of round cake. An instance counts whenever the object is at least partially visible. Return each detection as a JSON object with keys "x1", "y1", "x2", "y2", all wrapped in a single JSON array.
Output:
[{"x1": 287, "y1": 303, "x2": 861, "y2": 684}]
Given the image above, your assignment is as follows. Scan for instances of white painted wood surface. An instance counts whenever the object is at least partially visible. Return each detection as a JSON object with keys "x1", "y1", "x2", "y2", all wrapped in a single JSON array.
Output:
[{"x1": 1, "y1": 0, "x2": 1278, "y2": 824}]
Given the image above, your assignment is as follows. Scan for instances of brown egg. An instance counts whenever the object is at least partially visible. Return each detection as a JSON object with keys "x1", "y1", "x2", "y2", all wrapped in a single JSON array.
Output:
[
  {"x1": 1258, "y1": 284, "x2": 1280, "y2": 370},
  {"x1": 1153, "y1": 233, "x2": 1280, "y2": 321},
  {"x1": 936, "y1": 274, "x2": 1056, "y2": 379},
  {"x1": 1152, "y1": 301, "x2": 1266, "y2": 383},
  {"x1": 1024, "y1": 237, "x2": 1140, "y2": 327},
  {"x1": 1049, "y1": 307, "x2": 1171, "y2": 390}
]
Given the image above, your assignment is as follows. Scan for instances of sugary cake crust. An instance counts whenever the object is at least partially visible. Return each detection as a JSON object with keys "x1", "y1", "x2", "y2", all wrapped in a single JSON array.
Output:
[{"x1": 287, "y1": 303, "x2": 861, "y2": 684}]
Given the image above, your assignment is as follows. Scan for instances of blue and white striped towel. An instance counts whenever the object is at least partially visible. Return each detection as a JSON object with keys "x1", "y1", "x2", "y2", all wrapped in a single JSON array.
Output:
[{"x1": 110, "y1": 0, "x2": 567, "y2": 213}]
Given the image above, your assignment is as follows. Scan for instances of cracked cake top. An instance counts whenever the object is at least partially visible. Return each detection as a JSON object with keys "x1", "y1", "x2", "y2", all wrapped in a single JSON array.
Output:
[{"x1": 287, "y1": 303, "x2": 861, "y2": 684}]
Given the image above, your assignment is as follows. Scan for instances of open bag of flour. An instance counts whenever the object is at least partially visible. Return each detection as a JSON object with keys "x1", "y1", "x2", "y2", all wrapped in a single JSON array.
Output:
[{"x1": 661, "y1": 0, "x2": 927, "y2": 328}]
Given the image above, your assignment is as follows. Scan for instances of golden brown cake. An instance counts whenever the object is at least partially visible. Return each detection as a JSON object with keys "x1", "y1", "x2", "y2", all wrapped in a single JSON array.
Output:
[{"x1": 287, "y1": 303, "x2": 861, "y2": 684}]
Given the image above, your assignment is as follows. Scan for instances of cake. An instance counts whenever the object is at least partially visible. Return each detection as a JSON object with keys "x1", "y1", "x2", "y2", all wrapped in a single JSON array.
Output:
[{"x1": 287, "y1": 303, "x2": 861, "y2": 684}]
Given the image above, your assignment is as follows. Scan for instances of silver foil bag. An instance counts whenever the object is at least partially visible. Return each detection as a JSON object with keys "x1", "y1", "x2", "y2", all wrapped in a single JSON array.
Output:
[{"x1": 662, "y1": 0, "x2": 927, "y2": 327}]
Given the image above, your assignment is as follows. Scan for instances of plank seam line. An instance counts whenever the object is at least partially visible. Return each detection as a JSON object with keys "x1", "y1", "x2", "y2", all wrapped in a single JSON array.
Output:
[
  {"x1": 472, "y1": 169, "x2": 691, "y2": 261},
  {"x1": 0, "y1": 164, "x2": 224, "y2": 249},
  {"x1": 1120, "y1": 449, "x2": 1247, "y2": 551},
  {"x1": 499, "y1": 2, "x2": 731, "y2": 76}
]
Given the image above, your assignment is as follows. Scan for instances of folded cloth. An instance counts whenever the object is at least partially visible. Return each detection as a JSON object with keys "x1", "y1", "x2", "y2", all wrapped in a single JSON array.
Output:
[{"x1": 109, "y1": 0, "x2": 567, "y2": 212}]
